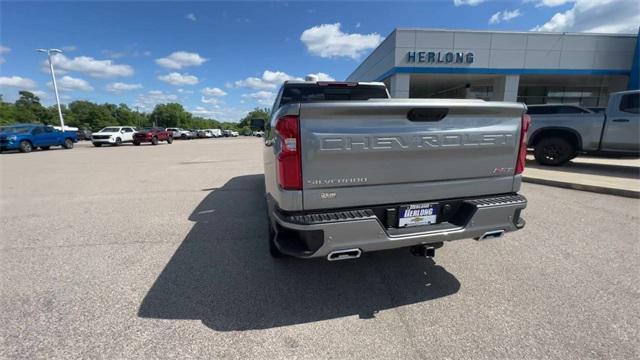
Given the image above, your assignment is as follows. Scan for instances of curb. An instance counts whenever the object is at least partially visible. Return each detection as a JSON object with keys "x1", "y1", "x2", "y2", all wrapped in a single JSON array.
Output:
[{"x1": 522, "y1": 176, "x2": 640, "y2": 199}]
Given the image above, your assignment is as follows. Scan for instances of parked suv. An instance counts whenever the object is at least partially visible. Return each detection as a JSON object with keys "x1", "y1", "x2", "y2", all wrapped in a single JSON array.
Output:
[{"x1": 91, "y1": 126, "x2": 137, "y2": 147}]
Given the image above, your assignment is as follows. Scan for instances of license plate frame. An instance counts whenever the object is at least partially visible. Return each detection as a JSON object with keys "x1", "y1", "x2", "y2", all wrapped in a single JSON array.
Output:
[{"x1": 398, "y1": 202, "x2": 439, "y2": 228}]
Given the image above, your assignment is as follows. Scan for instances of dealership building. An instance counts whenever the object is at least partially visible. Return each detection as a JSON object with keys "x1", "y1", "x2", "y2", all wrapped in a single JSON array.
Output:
[{"x1": 347, "y1": 28, "x2": 640, "y2": 107}]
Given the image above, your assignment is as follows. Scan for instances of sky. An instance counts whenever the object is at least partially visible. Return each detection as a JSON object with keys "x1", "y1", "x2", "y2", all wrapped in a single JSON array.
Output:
[{"x1": 1, "y1": 0, "x2": 638, "y2": 122}]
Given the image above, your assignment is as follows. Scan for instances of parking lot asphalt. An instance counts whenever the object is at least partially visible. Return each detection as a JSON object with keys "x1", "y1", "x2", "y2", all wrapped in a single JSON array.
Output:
[{"x1": 1, "y1": 138, "x2": 639, "y2": 359}]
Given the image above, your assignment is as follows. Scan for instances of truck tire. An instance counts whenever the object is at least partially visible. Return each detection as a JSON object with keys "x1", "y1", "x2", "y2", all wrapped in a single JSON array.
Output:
[
  {"x1": 115, "y1": 137, "x2": 122, "y2": 146},
  {"x1": 133, "y1": 141, "x2": 140, "y2": 146},
  {"x1": 63, "y1": 138, "x2": 74, "y2": 149},
  {"x1": 268, "y1": 220, "x2": 285, "y2": 258},
  {"x1": 19, "y1": 141, "x2": 33, "y2": 153},
  {"x1": 533, "y1": 136, "x2": 575, "y2": 166},
  {"x1": 167, "y1": 136, "x2": 173, "y2": 144},
  {"x1": 181, "y1": 134, "x2": 187, "y2": 140},
  {"x1": 151, "y1": 136, "x2": 158, "y2": 145}
]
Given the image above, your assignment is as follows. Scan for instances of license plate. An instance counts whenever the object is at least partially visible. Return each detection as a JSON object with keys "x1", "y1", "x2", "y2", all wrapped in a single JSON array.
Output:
[{"x1": 398, "y1": 203, "x2": 438, "y2": 227}]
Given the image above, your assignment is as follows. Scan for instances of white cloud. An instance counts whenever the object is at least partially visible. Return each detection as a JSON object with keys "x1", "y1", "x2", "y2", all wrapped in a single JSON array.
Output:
[
  {"x1": 0, "y1": 76, "x2": 37, "y2": 89},
  {"x1": 102, "y1": 50, "x2": 126, "y2": 59},
  {"x1": 530, "y1": 0, "x2": 574, "y2": 7},
  {"x1": 135, "y1": 90, "x2": 178, "y2": 111},
  {"x1": 105, "y1": 82, "x2": 143, "y2": 92},
  {"x1": 489, "y1": 9, "x2": 523, "y2": 24},
  {"x1": 158, "y1": 72, "x2": 199, "y2": 86},
  {"x1": 201, "y1": 87, "x2": 227, "y2": 96},
  {"x1": 0, "y1": 45, "x2": 10, "y2": 64},
  {"x1": 48, "y1": 75, "x2": 93, "y2": 92},
  {"x1": 32, "y1": 90, "x2": 48, "y2": 99},
  {"x1": 204, "y1": 107, "x2": 251, "y2": 122},
  {"x1": 306, "y1": 72, "x2": 335, "y2": 81},
  {"x1": 453, "y1": 0, "x2": 486, "y2": 6},
  {"x1": 230, "y1": 70, "x2": 336, "y2": 91},
  {"x1": 242, "y1": 90, "x2": 276, "y2": 106},
  {"x1": 185, "y1": 13, "x2": 197, "y2": 21},
  {"x1": 300, "y1": 23, "x2": 383, "y2": 60},
  {"x1": 62, "y1": 45, "x2": 77, "y2": 52},
  {"x1": 155, "y1": 51, "x2": 207, "y2": 69},
  {"x1": 231, "y1": 70, "x2": 300, "y2": 90},
  {"x1": 47, "y1": 54, "x2": 134, "y2": 78},
  {"x1": 201, "y1": 96, "x2": 222, "y2": 105},
  {"x1": 190, "y1": 106, "x2": 219, "y2": 118},
  {"x1": 531, "y1": 0, "x2": 640, "y2": 33}
]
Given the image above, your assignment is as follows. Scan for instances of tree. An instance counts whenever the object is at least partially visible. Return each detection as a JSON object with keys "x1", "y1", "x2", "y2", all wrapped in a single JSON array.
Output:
[
  {"x1": 149, "y1": 103, "x2": 191, "y2": 128},
  {"x1": 0, "y1": 97, "x2": 229, "y2": 130},
  {"x1": 67, "y1": 101, "x2": 116, "y2": 130},
  {"x1": 239, "y1": 107, "x2": 270, "y2": 129},
  {"x1": 13, "y1": 91, "x2": 50, "y2": 124}
]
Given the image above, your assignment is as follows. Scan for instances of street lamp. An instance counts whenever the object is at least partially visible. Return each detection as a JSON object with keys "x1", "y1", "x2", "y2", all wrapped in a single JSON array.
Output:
[{"x1": 37, "y1": 48, "x2": 65, "y2": 130}]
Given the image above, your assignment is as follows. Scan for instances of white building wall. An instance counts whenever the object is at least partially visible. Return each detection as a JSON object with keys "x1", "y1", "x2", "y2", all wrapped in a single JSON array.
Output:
[
  {"x1": 347, "y1": 29, "x2": 637, "y2": 102},
  {"x1": 389, "y1": 73, "x2": 411, "y2": 98},
  {"x1": 392, "y1": 29, "x2": 636, "y2": 71}
]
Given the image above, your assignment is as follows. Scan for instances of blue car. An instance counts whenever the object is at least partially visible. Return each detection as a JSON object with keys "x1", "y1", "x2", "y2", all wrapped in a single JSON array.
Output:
[{"x1": 0, "y1": 124, "x2": 78, "y2": 153}]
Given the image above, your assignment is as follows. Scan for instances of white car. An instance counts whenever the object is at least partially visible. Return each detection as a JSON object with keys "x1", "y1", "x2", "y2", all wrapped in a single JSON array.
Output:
[
  {"x1": 166, "y1": 128, "x2": 194, "y2": 140},
  {"x1": 210, "y1": 129, "x2": 223, "y2": 138},
  {"x1": 230, "y1": 131, "x2": 239, "y2": 137},
  {"x1": 92, "y1": 126, "x2": 137, "y2": 146},
  {"x1": 198, "y1": 129, "x2": 214, "y2": 138}
]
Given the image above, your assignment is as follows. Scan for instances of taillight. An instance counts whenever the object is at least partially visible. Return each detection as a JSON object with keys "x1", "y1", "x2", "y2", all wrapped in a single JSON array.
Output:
[
  {"x1": 515, "y1": 114, "x2": 530, "y2": 175},
  {"x1": 275, "y1": 115, "x2": 302, "y2": 190}
]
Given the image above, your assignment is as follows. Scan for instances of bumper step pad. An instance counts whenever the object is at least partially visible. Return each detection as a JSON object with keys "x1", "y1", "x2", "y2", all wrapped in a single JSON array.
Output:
[{"x1": 285, "y1": 209, "x2": 376, "y2": 225}]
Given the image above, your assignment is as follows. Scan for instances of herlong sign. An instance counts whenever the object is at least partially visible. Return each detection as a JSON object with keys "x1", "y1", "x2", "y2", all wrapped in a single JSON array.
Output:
[{"x1": 407, "y1": 51, "x2": 474, "y2": 64}]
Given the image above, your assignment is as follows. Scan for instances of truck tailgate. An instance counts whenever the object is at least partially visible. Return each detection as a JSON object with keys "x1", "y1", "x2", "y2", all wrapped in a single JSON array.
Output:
[{"x1": 299, "y1": 99, "x2": 526, "y2": 210}]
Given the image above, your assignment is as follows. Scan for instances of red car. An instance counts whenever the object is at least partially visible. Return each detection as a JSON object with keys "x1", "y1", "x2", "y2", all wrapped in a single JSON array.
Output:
[{"x1": 133, "y1": 127, "x2": 173, "y2": 145}]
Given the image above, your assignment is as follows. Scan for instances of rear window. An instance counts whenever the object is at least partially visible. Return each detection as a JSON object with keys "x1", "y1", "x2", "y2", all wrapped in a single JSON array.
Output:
[
  {"x1": 527, "y1": 105, "x2": 589, "y2": 115},
  {"x1": 527, "y1": 106, "x2": 555, "y2": 115},
  {"x1": 619, "y1": 93, "x2": 639, "y2": 114},
  {"x1": 280, "y1": 84, "x2": 388, "y2": 106}
]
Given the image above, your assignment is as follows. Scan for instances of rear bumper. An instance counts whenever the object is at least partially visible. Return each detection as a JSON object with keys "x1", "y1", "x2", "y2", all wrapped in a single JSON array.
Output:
[{"x1": 271, "y1": 194, "x2": 527, "y2": 259}]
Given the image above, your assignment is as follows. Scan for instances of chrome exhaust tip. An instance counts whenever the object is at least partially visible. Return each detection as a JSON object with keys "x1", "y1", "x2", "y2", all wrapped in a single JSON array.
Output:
[
  {"x1": 327, "y1": 248, "x2": 362, "y2": 261},
  {"x1": 477, "y1": 229, "x2": 505, "y2": 241}
]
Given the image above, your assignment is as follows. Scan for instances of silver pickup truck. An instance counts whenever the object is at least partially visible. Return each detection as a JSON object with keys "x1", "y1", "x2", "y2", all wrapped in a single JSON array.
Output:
[
  {"x1": 528, "y1": 90, "x2": 639, "y2": 165},
  {"x1": 251, "y1": 81, "x2": 529, "y2": 261}
]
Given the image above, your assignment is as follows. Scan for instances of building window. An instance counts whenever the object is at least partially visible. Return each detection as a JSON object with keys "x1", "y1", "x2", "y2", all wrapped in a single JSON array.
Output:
[{"x1": 518, "y1": 86, "x2": 609, "y2": 107}]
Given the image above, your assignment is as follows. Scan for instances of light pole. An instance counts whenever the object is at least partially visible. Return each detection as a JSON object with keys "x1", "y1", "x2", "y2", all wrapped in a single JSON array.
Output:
[{"x1": 37, "y1": 48, "x2": 65, "y2": 130}]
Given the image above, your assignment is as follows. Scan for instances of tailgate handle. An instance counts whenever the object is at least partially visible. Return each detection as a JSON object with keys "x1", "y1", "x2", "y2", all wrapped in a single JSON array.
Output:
[{"x1": 407, "y1": 108, "x2": 449, "y2": 122}]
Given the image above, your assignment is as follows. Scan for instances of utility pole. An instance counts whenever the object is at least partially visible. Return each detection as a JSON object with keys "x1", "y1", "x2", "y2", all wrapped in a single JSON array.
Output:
[{"x1": 37, "y1": 48, "x2": 65, "y2": 129}]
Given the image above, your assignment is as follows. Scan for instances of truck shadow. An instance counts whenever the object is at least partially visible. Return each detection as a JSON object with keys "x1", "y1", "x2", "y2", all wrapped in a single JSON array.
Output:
[{"x1": 137, "y1": 174, "x2": 460, "y2": 331}]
